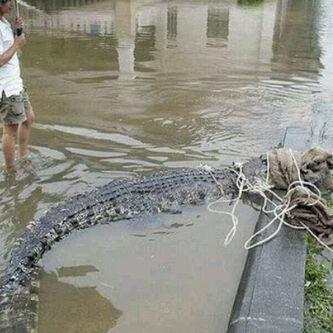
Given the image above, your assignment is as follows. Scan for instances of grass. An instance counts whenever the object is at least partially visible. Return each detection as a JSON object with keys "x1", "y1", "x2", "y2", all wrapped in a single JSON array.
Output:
[
  {"x1": 237, "y1": 0, "x2": 264, "y2": 6},
  {"x1": 304, "y1": 236, "x2": 333, "y2": 333}
]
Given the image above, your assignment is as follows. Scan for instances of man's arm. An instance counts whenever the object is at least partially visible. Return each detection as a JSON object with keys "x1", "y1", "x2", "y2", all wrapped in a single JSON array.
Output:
[{"x1": 0, "y1": 34, "x2": 26, "y2": 67}]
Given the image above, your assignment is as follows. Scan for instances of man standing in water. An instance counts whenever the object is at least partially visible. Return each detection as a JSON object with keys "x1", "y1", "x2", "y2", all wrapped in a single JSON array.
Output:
[{"x1": 0, "y1": 0, "x2": 34, "y2": 174}]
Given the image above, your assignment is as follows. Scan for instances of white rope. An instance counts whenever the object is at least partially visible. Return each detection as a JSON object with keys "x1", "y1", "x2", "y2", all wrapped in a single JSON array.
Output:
[
  {"x1": 205, "y1": 164, "x2": 244, "y2": 246},
  {"x1": 200, "y1": 150, "x2": 333, "y2": 253}
]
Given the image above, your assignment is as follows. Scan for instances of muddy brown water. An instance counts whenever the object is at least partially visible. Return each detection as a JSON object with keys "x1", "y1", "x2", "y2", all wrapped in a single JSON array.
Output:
[
  {"x1": 1, "y1": 0, "x2": 333, "y2": 332},
  {"x1": 39, "y1": 205, "x2": 258, "y2": 333}
]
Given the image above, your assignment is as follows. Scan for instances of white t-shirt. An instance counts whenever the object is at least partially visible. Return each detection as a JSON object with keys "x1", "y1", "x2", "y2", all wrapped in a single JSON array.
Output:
[{"x1": 0, "y1": 17, "x2": 23, "y2": 97}]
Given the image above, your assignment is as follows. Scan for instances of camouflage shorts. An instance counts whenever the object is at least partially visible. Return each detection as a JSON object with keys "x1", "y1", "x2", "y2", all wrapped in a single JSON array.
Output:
[{"x1": 0, "y1": 89, "x2": 31, "y2": 125}]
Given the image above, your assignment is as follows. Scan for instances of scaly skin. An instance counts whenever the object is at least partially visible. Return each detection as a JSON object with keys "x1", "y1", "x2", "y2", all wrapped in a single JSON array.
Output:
[{"x1": 0, "y1": 158, "x2": 266, "y2": 332}]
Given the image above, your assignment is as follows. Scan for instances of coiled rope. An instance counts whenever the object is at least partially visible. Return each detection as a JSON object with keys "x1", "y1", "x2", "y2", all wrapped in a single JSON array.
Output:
[{"x1": 201, "y1": 148, "x2": 333, "y2": 252}]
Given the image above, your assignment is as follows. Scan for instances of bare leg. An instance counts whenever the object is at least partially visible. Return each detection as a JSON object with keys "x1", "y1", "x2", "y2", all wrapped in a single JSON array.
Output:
[
  {"x1": 18, "y1": 106, "x2": 35, "y2": 159},
  {"x1": 2, "y1": 124, "x2": 18, "y2": 174}
]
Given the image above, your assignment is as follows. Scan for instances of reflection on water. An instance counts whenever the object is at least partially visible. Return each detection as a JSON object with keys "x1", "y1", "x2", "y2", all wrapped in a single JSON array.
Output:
[
  {"x1": 206, "y1": 7, "x2": 229, "y2": 48},
  {"x1": 1, "y1": 0, "x2": 333, "y2": 331},
  {"x1": 272, "y1": 0, "x2": 321, "y2": 73},
  {"x1": 39, "y1": 268, "x2": 122, "y2": 333},
  {"x1": 19, "y1": 0, "x2": 327, "y2": 161},
  {"x1": 39, "y1": 205, "x2": 258, "y2": 333}
]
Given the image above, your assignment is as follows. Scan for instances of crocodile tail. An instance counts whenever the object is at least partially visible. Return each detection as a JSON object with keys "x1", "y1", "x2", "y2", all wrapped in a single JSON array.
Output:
[{"x1": 0, "y1": 269, "x2": 39, "y2": 333}]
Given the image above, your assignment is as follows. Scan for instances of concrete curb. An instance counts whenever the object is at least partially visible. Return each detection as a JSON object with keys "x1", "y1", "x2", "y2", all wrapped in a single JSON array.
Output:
[{"x1": 227, "y1": 127, "x2": 310, "y2": 333}]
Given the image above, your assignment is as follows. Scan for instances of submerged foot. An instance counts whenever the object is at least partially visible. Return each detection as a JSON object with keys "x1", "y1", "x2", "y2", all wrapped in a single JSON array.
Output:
[
  {"x1": 2, "y1": 163, "x2": 17, "y2": 175},
  {"x1": 17, "y1": 156, "x2": 33, "y2": 173}
]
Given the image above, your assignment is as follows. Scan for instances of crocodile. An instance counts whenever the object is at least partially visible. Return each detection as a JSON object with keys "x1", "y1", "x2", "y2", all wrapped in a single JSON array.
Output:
[
  {"x1": 0, "y1": 157, "x2": 267, "y2": 332},
  {"x1": 0, "y1": 148, "x2": 332, "y2": 332}
]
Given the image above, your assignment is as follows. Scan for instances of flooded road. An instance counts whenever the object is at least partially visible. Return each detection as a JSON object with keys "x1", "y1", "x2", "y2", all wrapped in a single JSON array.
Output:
[
  {"x1": 39, "y1": 205, "x2": 258, "y2": 333},
  {"x1": 1, "y1": 0, "x2": 333, "y2": 332}
]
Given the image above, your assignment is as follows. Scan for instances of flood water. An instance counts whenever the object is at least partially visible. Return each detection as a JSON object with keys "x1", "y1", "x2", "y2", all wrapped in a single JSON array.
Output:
[
  {"x1": 1, "y1": 0, "x2": 333, "y2": 332},
  {"x1": 39, "y1": 205, "x2": 258, "y2": 333}
]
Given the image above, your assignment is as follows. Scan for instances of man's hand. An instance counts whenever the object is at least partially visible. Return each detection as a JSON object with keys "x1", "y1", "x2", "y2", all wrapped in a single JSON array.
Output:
[
  {"x1": 15, "y1": 16, "x2": 24, "y2": 36},
  {"x1": 15, "y1": 16, "x2": 24, "y2": 31},
  {"x1": 14, "y1": 34, "x2": 26, "y2": 49}
]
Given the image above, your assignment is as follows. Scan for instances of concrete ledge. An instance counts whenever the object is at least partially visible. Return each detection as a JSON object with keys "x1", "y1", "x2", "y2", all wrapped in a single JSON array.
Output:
[
  {"x1": 228, "y1": 212, "x2": 306, "y2": 333},
  {"x1": 227, "y1": 127, "x2": 310, "y2": 333}
]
